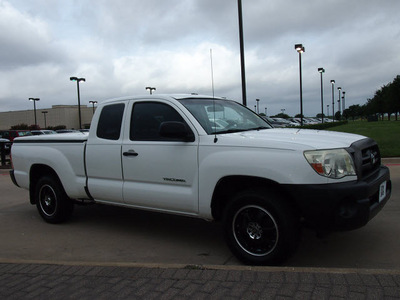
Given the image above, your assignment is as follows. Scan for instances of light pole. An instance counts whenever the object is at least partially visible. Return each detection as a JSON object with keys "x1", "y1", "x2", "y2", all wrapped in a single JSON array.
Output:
[
  {"x1": 89, "y1": 100, "x2": 97, "y2": 114},
  {"x1": 42, "y1": 111, "x2": 48, "y2": 128},
  {"x1": 237, "y1": 0, "x2": 247, "y2": 106},
  {"x1": 337, "y1": 87, "x2": 342, "y2": 119},
  {"x1": 330, "y1": 80, "x2": 335, "y2": 122},
  {"x1": 29, "y1": 98, "x2": 40, "y2": 127},
  {"x1": 145, "y1": 87, "x2": 156, "y2": 95},
  {"x1": 70, "y1": 77, "x2": 86, "y2": 129},
  {"x1": 295, "y1": 44, "x2": 305, "y2": 126},
  {"x1": 265, "y1": 107, "x2": 267, "y2": 116},
  {"x1": 327, "y1": 104, "x2": 330, "y2": 118},
  {"x1": 342, "y1": 91, "x2": 346, "y2": 112},
  {"x1": 256, "y1": 98, "x2": 260, "y2": 114},
  {"x1": 318, "y1": 68, "x2": 325, "y2": 123}
]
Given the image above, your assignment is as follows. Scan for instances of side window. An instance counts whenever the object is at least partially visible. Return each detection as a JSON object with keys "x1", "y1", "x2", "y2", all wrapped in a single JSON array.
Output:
[
  {"x1": 1, "y1": 131, "x2": 9, "y2": 139},
  {"x1": 130, "y1": 102, "x2": 188, "y2": 141},
  {"x1": 96, "y1": 103, "x2": 125, "y2": 140}
]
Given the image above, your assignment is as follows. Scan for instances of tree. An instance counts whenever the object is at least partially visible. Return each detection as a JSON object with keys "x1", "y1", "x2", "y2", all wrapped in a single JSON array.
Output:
[
  {"x1": 364, "y1": 76, "x2": 400, "y2": 120},
  {"x1": 273, "y1": 113, "x2": 290, "y2": 119},
  {"x1": 29, "y1": 124, "x2": 40, "y2": 130},
  {"x1": 343, "y1": 104, "x2": 362, "y2": 120},
  {"x1": 388, "y1": 75, "x2": 400, "y2": 120},
  {"x1": 10, "y1": 124, "x2": 29, "y2": 130}
]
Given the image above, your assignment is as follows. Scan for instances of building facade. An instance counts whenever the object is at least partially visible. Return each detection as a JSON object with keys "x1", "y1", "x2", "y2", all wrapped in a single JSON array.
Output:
[{"x1": 0, "y1": 105, "x2": 96, "y2": 130}]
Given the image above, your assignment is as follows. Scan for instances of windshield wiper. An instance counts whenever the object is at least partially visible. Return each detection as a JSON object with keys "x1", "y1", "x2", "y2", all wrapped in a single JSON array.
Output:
[
  {"x1": 216, "y1": 127, "x2": 270, "y2": 134},
  {"x1": 215, "y1": 129, "x2": 248, "y2": 134},
  {"x1": 248, "y1": 126, "x2": 270, "y2": 131}
]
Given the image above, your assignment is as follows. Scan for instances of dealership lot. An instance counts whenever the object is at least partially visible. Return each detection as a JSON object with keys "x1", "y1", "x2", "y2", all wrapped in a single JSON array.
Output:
[{"x1": 0, "y1": 159, "x2": 399, "y2": 269}]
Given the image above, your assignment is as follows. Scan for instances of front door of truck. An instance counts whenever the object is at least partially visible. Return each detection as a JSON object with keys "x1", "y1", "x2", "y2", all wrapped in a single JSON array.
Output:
[{"x1": 121, "y1": 100, "x2": 199, "y2": 214}]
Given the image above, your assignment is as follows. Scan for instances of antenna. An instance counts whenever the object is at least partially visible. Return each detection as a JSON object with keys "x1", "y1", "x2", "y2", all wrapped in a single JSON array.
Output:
[
  {"x1": 210, "y1": 49, "x2": 218, "y2": 143},
  {"x1": 210, "y1": 49, "x2": 215, "y2": 97}
]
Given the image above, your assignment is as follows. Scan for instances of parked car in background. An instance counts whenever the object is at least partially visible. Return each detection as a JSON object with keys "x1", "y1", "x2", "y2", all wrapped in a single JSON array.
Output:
[
  {"x1": 304, "y1": 118, "x2": 319, "y2": 125},
  {"x1": 272, "y1": 118, "x2": 298, "y2": 127},
  {"x1": 262, "y1": 116, "x2": 284, "y2": 128},
  {"x1": 263, "y1": 117, "x2": 297, "y2": 128},
  {"x1": 288, "y1": 118, "x2": 301, "y2": 125},
  {"x1": 0, "y1": 138, "x2": 11, "y2": 154},
  {"x1": 31, "y1": 130, "x2": 57, "y2": 135},
  {"x1": 55, "y1": 129, "x2": 80, "y2": 134},
  {"x1": 0, "y1": 130, "x2": 32, "y2": 141}
]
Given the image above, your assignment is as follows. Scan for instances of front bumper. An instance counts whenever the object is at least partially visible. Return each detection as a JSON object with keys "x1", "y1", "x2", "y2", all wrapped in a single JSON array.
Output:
[{"x1": 284, "y1": 165, "x2": 391, "y2": 231}]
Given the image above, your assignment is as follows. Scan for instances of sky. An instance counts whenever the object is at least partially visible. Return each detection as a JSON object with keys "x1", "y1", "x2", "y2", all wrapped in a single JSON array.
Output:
[{"x1": 0, "y1": 0, "x2": 399, "y2": 117}]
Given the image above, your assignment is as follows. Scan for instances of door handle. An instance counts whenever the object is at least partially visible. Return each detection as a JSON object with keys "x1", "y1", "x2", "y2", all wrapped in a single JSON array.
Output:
[{"x1": 123, "y1": 150, "x2": 138, "y2": 157}]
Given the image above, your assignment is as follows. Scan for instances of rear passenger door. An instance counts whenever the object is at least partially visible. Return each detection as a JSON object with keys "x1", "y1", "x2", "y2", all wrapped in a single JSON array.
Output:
[
  {"x1": 121, "y1": 100, "x2": 199, "y2": 214},
  {"x1": 86, "y1": 102, "x2": 125, "y2": 203}
]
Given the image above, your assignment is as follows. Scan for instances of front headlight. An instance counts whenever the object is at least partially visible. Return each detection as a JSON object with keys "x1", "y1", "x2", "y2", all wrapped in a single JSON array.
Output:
[{"x1": 304, "y1": 149, "x2": 356, "y2": 179}]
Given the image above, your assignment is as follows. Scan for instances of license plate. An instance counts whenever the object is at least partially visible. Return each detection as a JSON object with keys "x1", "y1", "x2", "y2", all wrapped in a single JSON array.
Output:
[{"x1": 379, "y1": 181, "x2": 387, "y2": 202}]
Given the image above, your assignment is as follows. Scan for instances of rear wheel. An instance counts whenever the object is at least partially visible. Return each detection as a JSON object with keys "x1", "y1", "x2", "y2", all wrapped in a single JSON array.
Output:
[
  {"x1": 35, "y1": 176, "x2": 74, "y2": 223},
  {"x1": 223, "y1": 188, "x2": 299, "y2": 265}
]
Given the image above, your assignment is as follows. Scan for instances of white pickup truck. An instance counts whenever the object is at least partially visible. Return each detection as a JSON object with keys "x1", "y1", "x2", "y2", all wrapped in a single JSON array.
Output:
[{"x1": 10, "y1": 94, "x2": 391, "y2": 265}]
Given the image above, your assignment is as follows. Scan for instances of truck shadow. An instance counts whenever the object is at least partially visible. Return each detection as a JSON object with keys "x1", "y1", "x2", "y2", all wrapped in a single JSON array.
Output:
[
  {"x1": 68, "y1": 203, "x2": 238, "y2": 265},
  {"x1": 67, "y1": 203, "x2": 394, "y2": 269}
]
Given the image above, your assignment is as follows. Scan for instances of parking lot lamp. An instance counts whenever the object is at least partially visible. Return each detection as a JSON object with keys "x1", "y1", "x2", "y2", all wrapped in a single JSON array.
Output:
[
  {"x1": 89, "y1": 100, "x2": 98, "y2": 114},
  {"x1": 342, "y1": 91, "x2": 346, "y2": 112},
  {"x1": 70, "y1": 77, "x2": 86, "y2": 129},
  {"x1": 318, "y1": 68, "x2": 325, "y2": 123},
  {"x1": 42, "y1": 111, "x2": 48, "y2": 128},
  {"x1": 237, "y1": 0, "x2": 247, "y2": 106},
  {"x1": 145, "y1": 87, "x2": 156, "y2": 95},
  {"x1": 256, "y1": 99, "x2": 260, "y2": 114},
  {"x1": 29, "y1": 98, "x2": 40, "y2": 127},
  {"x1": 330, "y1": 80, "x2": 335, "y2": 122},
  {"x1": 337, "y1": 87, "x2": 342, "y2": 118},
  {"x1": 295, "y1": 44, "x2": 305, "y2": 126}
]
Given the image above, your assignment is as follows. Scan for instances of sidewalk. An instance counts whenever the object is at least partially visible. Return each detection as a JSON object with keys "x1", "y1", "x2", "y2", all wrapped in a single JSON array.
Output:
[{"x1": 1, "y1": 262, "x2": 399, "y2": 299}]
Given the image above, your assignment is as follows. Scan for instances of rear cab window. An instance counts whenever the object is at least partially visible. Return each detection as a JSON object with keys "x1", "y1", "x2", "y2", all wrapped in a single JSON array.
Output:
[{"x1": 96, "y1": 103, "x2": 125, "y2": 140}]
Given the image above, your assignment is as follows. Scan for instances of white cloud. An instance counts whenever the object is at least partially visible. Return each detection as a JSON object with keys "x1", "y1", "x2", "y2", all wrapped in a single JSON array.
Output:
[
  {"x1": 1, "y1": 0, "x2": 400, "y2": 118},
  {"x1": 112, "y1": 43, "x2": 241, "y2": 96},
  {"x1": 0, "y1": 1, "x2": 56, "y2": 69}
]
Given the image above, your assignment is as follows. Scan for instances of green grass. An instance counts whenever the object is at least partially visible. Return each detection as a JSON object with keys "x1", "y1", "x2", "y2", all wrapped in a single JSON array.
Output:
[{"x1": 326, "y1": 120, "x2": 400, "y2": 157}]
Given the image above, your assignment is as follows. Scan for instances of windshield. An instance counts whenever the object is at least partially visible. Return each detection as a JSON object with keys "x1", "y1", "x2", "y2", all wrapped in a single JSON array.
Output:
[{"x1": 178, "y1": 98, "x2": 272, "y2": 135}]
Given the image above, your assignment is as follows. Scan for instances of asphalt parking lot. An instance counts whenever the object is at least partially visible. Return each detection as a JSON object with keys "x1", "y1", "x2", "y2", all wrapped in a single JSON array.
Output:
[
  {"x1": 0, "y1": 159, "x2": 399, "y2": 269},
  {"x1": 0, "y1": 159, "x2": 399, "y2": 298}
]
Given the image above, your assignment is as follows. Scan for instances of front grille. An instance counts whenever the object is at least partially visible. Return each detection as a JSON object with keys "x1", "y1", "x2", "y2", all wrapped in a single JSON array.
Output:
[
  {"x1": 361, "y1": 144, "x2": 381, "y2": 177},
  {"x1": 348, "y1": 138, "x2": 381, "y2": 180}
]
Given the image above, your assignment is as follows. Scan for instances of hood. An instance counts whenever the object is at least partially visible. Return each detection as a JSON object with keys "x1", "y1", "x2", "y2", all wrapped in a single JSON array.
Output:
[{"x1": 218, "y1": 128, "x2": 366, "y2": 151}]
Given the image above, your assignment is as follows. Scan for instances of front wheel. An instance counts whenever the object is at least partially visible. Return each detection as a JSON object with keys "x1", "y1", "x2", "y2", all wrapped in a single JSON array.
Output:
[
  {"x1": 35, "y1": 176, "x2": 74, "y2": 224},
  {"x1": 223, "y1": 188, "x2": 300, "y2": 265}
]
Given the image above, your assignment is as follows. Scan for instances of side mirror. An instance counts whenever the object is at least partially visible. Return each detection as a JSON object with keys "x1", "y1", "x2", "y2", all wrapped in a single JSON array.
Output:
[{"x1": 159, "y1": 121, "x2": 195, "y2": 142}]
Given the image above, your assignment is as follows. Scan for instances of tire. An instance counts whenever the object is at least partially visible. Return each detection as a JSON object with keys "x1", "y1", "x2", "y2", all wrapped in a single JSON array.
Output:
[
  {"x1": 223, "y1": 188, "x2": 300, "y2": 265},
  {"x1": 35, "y1": 176, "x2": 74, "y2": 224}
]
